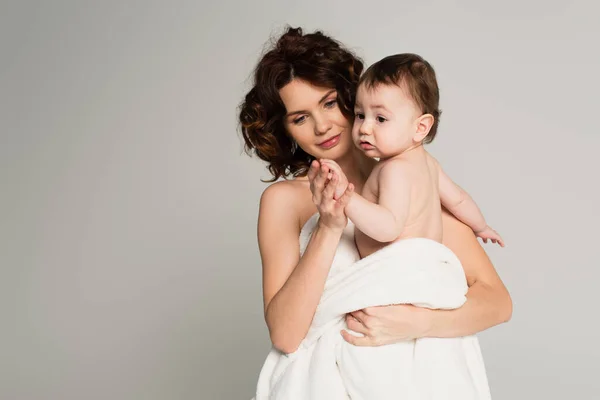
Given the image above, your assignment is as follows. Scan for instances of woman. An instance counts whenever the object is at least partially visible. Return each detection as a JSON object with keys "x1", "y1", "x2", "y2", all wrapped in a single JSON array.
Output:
[{"x1": 239, "y1": 26, "x2": 511, "y2": 363}]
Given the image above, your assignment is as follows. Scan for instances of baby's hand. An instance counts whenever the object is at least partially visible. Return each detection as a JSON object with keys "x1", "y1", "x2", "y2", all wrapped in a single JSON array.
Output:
[
  {"x1": 475, "y1": 226, "x2": 505, "y2": 247},
  {"x1": 320, "y1": 159, "x2": 348, "y2": 200}
]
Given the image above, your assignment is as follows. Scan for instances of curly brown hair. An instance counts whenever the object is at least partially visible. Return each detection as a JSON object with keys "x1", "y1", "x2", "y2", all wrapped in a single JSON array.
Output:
[
  {"x1": 238, "y1": 27, "x2": 363, "y2": 181},
  {"x1": 359, "y1": 53, "x2": 442, "y2": 144}
]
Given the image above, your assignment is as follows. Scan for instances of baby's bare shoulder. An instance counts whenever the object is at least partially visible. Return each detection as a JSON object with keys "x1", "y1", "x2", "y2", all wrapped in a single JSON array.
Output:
[
  {"x1": 379, "y1": 157, "x2": 414, "y2": 177},
  {"x1": 423, "y1": 151, "x2": 441, "y2": 170}
]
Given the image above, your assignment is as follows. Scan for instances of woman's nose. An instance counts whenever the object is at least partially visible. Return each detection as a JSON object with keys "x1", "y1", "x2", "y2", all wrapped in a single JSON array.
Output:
[{"x1": 314, "y1": 115, "x2": 333, "y2": 135}]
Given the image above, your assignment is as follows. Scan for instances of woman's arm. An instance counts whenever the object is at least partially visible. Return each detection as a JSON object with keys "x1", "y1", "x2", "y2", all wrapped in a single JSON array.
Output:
[
  {"x1": 260, "y1": 165, "x2": 354, "y2": 354},
  {"x1": 424, "y1": 210, "x2": 512, "y2": 337},
  {"x1": 341, "y1": 210, "x2": 512, "y2": 345}
]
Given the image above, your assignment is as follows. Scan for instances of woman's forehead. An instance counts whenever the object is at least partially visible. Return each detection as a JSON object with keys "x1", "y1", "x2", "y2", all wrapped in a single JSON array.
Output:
[{"x1": 280, "y1": 79, "x2": 335, "y2": 109}]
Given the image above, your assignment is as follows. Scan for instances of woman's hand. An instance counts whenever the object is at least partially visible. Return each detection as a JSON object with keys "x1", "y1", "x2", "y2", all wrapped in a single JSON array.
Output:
[
  {"x1": 307, "y1": 160, "x2": 354, "y2": 232},
  {"x1": 341, "y1": 305, "x2": 432, "y2": 346},
  {"x1": 319, "y1": 159, "x2": 349, "y2": 200}
]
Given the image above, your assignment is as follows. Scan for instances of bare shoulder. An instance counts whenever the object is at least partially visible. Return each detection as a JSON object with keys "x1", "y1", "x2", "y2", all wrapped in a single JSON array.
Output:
[
  {"x1": 259, "y1": 179, "x2": 310, "y2": 229},
  {"x1": 424, "y1": 151, "x2": 441, "y2": 170},
  {"x1": 424, "y1": 150, "x2": 439, "y2": 163},
  {"x1": 260, "y1": 179, "x2": 303, "y2": 206},
  {"x1": 260, "y1": 179, "x2": 310, "y2": 205},
  {"x1": 378, "y1": 158, "x2": 412, "y2": 179}
]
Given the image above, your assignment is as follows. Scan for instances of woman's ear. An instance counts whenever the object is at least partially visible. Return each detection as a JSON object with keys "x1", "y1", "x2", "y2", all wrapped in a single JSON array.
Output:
[{"x1": 413, "y1": 114, "x2": 434, "y2": 143}]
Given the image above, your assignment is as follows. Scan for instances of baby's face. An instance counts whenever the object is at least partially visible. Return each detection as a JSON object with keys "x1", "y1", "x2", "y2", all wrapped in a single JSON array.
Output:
[{"x1": 352, "y1": 83, "x2": 422, "y2": 159}]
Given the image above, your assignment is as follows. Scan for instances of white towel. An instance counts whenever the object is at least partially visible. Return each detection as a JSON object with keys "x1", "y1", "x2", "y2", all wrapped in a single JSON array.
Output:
[{"x1": 253, "y1": 238, "x2": 491, "y2": 399}]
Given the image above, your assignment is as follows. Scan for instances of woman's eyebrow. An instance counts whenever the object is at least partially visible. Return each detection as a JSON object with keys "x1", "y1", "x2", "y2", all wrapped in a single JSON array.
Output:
[{"x1": 318, "y1": 89, "x2": 337, "y2": 103}]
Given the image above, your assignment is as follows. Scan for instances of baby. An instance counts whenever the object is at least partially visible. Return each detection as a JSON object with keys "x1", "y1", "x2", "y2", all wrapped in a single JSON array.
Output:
[{"x1": 322, "y1": 53, "x2": 503, "y2": 258}]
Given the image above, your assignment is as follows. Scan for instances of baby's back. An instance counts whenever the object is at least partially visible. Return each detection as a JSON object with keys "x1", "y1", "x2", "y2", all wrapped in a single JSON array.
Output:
[{"x1": 356, "y1": 149, "x2": 442, "y2": 258}]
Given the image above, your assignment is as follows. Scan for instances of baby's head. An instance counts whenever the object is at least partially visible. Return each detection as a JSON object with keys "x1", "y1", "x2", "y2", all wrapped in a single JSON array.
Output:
[{"x1": 353, "y1": 53, "x2": 441, "y2": 158}]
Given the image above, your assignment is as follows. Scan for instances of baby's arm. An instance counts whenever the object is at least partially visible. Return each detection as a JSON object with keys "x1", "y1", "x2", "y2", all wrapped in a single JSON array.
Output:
[
  {"x1": 345, "y1": 161, "x2": 411, "y2": 243},
  {"x1": 438, "y1": 167, "x2": 504, "y2": 247}
]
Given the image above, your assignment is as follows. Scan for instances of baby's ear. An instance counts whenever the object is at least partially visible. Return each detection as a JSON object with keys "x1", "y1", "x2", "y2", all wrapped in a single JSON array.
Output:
[{"x1": 413, "y1": 114, "x2": 434, "y2": 143}]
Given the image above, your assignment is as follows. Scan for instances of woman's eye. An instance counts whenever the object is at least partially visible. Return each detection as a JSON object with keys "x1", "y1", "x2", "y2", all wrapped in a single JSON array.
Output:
[
  {"x1": 293, "y1": 115, "x2": 307, "y2": 125},
  {"x1": 324, "y1": 99, "x2": 337, "y2": 108},
  {"x1": 377, "y1": 116, "x2": 387, "y2": 123},
  {"x1": 355, "y1": 113, "x2": 365, "y2": 120}
]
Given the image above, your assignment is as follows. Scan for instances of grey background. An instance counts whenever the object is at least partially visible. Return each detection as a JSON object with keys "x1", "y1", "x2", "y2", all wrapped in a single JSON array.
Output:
[{"x1": 1, "y1": 0, "x2": 598, "y2": 399}]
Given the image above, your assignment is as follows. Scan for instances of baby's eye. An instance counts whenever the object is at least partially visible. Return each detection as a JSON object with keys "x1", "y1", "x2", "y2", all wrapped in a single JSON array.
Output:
[
  {"x1": 324, "y1": 99, "x2": 337, "y2": 108},
  {"x1": 377, "y1": 116, "x2": 387, "y2": 123},
  {"x1": 293, "y1": 115, "x2": 307, "y2": 125},
  {"x1": 355, "y1": 112, "x2": 365, "y2": 120}
]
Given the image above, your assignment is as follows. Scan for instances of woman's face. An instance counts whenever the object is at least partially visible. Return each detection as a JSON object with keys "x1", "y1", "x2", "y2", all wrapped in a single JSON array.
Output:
[{"x1": 279, "y1": 79, "x2": 353, "y2": 161}]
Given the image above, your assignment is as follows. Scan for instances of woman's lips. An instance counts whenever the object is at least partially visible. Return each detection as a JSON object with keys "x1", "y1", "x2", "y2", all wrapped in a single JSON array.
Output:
[{"x1": 318, "y1": 134, "x2": 341, "y2": 149}]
